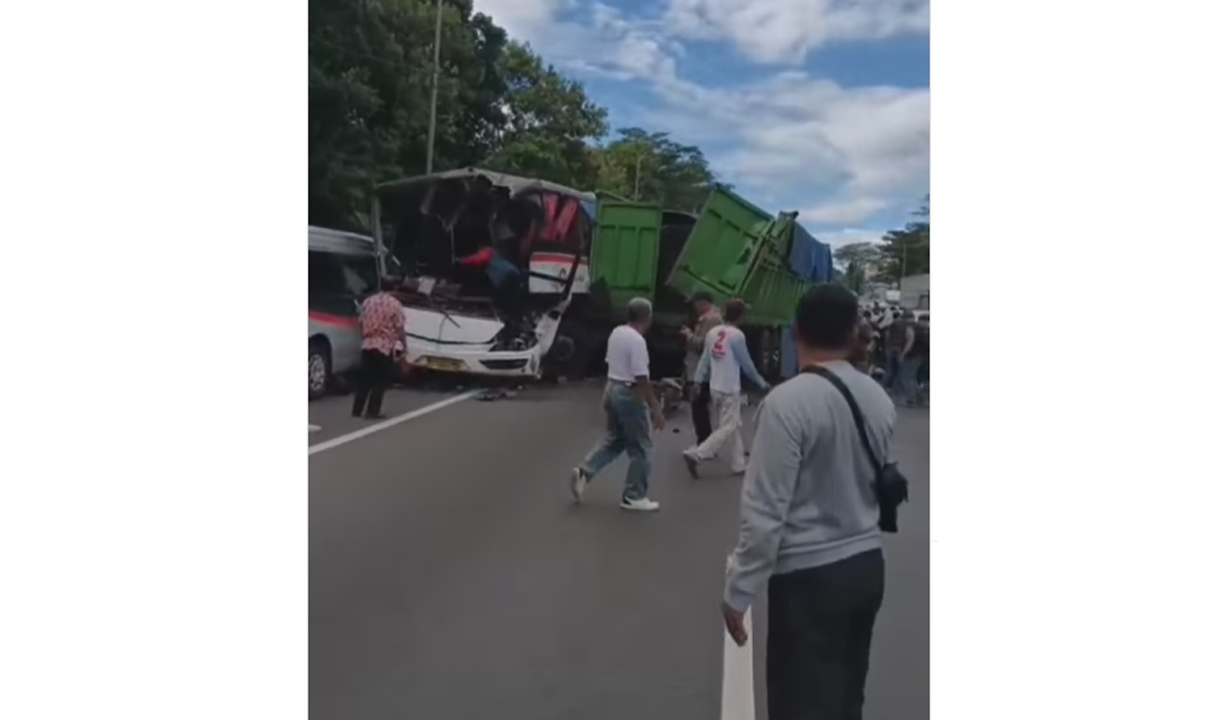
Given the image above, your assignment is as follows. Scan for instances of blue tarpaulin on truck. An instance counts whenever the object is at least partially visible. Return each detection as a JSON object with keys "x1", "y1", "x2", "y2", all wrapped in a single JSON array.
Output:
[
  {"x1": 779, "y1": 224, "x2": 833, "y2": 378},
  {"x1": 788, "y1": 224, "x2": 833, "y2": 283}
]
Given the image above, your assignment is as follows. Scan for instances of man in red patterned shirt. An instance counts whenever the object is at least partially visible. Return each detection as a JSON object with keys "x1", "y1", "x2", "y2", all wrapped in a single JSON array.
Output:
[{"x1": 351, "y1": 277, "x2": 407, "y2": 419}]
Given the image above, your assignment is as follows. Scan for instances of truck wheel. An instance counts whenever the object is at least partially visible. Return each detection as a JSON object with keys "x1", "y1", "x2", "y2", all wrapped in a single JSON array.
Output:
[
  {"x1": 761, "y1": 328, "x2": 779, "y2": 381},
  {"x1": 544, "y1": 321, "x2": 592, "y2": 380},
  {"x1": 309, "y1": 339, "x2": 332, "y2": 400}
]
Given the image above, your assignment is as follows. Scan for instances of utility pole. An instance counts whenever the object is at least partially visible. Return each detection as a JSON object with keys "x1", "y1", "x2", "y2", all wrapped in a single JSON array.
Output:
[{"x1": 425, "y1": 0, "x2": 443, "y2": 175}]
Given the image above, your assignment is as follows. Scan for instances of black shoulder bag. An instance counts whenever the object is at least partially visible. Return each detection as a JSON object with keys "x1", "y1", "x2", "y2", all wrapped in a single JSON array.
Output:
[{"x1": 801, "y1": 365, "x2": 909, "y2": 533}]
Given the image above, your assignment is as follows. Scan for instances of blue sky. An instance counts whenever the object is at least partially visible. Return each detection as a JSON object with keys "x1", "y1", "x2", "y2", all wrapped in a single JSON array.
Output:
[{"x1": 473, "y1": 0, "x2": 930, "y2": 248}]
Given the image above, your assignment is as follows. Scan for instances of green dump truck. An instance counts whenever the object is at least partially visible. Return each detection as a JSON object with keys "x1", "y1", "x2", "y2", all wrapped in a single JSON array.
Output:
[{"x1": 566, "y1": 185, "x2": 813, "y2": 379}]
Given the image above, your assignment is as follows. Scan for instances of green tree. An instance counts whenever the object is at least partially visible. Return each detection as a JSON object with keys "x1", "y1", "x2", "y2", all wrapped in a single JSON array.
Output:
[
  {"x1": 590, "y1": 128, "x2": 722, "y2": 211},
  {"x1": 834, "y1": 241, "x2": 885, "y2": 281},
  {"x1": 842, "y1": 261, "x2": 868, "y2": 294},
  {"x1": 309, "y1": 0, "x2": 517, "y2": 229},
  {"x1": 483, "y1": 42, "x2": 609, "y2": 188},
  {"x1": 879, "y1": 195, "x2": 930, "y2": 281},
  {"x1": 308, "y1": 0, "x2": 723, "y2": 229}
]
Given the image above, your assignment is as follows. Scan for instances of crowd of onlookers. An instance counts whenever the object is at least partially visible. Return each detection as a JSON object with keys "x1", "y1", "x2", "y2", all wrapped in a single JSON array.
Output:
[
  {"x1": 854, "y1": 302, "x2": 929, "y2": 407},
  {"x1": 568, "y1": 285, "x2": 911, "y2": 719}
]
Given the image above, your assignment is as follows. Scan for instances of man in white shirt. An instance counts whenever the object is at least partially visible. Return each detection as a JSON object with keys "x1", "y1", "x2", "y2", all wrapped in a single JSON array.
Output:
[
  {"x1": 683, "y1": 299, "x2": 770, "y2": 477},
  {"x1": 569, "y1": 298, "x2": 666, "y2": 512}
]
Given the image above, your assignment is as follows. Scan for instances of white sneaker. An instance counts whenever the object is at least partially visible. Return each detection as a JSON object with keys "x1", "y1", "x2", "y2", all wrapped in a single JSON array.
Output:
[
  {"x1": 619, "y1": 496, "x2": 660, "y2": 512},
  {"x1": 570, "y1": 467, "x2": 588, "y2": 504}
]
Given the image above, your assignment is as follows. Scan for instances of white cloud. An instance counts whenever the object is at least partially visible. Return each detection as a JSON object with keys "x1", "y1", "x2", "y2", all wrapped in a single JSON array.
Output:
[
  {"x1": 469, "y1": 0, "x2": 929, "y2": 230},
  {"x1": 646, "y1": 73, "x2": 930, "y2": 219},
  {"x1": 471, "y1": 1, "x2": 677, "y2": 82},
  {"x1": 801, "y1": 198, "x2": 890, "y2": 225},
  {"x1": 472, "y1": 0, "x2": 574, "y2": 39},
  {"x1": 664, "y1": 0, "x2": 930, "y2": 64},
  {"x1": 812, "y1": 227, "x2": 887, "y2": 248}
]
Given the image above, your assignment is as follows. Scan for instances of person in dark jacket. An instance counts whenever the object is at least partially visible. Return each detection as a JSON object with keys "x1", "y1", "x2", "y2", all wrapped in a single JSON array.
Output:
[
  {"x1": 850, "y1": 314, "x2": 874, "y2": 373},
  {"x1": 682, "y1": 291, "x2": 721, "y2": 444},
  {"x1": 884, "y1": 311, "x2": 912, "y2": 390},
  {"x1": 893, "y1": 311, "x2": 921, "y2": 405},
  {"x1": 913, "y1": 314, "x2": 929, "y2": 403}
]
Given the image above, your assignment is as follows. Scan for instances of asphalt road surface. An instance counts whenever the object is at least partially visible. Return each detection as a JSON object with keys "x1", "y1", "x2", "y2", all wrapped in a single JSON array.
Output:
[{"x1": 309, "y1": 383, "x2": 929, "y2": 720}]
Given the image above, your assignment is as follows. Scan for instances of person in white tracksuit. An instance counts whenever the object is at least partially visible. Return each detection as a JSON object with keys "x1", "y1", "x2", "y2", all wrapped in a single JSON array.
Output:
[{"x1": 682, "y1": 299, "x2": 770, "y2": 477}]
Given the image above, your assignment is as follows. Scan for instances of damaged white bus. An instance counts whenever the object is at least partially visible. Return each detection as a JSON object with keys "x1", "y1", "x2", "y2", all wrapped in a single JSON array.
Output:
[{"x1": 372, "y1": 168, "x2": 596, "y2": 379}]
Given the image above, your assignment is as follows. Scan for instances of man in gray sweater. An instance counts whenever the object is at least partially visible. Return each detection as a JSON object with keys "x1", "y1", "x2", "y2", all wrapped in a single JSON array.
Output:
[{"x1": 722, "y1": 284, "x2": 896, "y2": 720}]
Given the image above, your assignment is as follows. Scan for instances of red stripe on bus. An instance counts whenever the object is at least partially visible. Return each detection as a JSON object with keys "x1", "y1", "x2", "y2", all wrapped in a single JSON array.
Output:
[{"x1": 309, "y1": 311, "x2": 359, "y2": 328}]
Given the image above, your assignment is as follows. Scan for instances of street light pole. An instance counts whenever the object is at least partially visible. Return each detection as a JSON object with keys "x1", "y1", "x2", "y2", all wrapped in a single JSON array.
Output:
[{"x1": 425, "y1": 0, "x2": 443, "y2": 175}]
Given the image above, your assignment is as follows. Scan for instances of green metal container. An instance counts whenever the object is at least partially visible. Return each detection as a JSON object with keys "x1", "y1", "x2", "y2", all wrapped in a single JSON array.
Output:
[
  {"x1": 738, "y1": 213, "x2": 811, "y2": 326},
  {"x1": 588, "y1": 189, "x2": 813, "y2": 329},
  {"x1": 664, "y1": 186, "x2": 774, "y2": 302},
  {"x1": 588, "y1": 198, "x2": 664, "y2": 311}
]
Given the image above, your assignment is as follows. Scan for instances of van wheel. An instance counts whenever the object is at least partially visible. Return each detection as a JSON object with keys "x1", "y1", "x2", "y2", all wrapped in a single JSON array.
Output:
[{"x1": 309, "y1": 339, "x2": 332, "y2": 400}]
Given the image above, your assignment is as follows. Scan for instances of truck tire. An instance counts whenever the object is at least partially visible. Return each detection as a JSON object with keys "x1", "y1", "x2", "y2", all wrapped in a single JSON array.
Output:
[
  {"x1": 309, "y1": 338, "x2": 332, "y2": 401},
  {"x1": 541, "y1": 320, "x2": 591, "y2": 381},
  {"x1": 562, "y1": 321, "x2": 595, "y2": 380}
]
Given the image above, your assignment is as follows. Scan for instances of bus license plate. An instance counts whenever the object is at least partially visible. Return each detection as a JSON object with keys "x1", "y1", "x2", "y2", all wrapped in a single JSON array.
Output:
[{"x1": 424, "y1": 357, "x2": 465, "y2": 373}]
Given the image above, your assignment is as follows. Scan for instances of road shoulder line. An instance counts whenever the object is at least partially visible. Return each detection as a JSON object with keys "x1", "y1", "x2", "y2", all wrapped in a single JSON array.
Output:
[
  {"x1": 720, "y1": 607, "x2": 755, "y2": 720},
  {"x1": 308, "y1": 391, "x2": 480, "y2": 455},
  {"x1": 721, "y1": 553, "x2": 756, "y2": 720}
]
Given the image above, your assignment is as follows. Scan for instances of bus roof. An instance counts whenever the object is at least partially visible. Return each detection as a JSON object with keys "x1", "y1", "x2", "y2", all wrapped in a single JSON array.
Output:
[{"x1": 376, "y1": 167, "x2": 596, "y2": 203}]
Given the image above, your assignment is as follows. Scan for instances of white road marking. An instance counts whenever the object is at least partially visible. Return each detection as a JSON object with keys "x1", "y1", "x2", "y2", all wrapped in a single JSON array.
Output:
[
  {"x1": 307, "y1": 391, "x2": 480, "y2": 456},
  {"x1": 721, "y1": 554, "x2": 756, "y2": 720},
  {"x1": 720, "y1": 608, "x2": 755, "y2": 720},
  {"x1": 308, "y1": 424, "x2": 321, "y2": 433}
]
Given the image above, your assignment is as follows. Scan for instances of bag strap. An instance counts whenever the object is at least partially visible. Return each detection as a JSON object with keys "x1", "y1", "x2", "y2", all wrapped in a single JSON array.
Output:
[{"x1": 800, "y1": 365, "x2": 884, "y2": 475}]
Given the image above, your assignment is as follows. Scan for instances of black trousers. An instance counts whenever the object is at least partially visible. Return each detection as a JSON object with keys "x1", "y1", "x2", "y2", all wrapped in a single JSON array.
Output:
[
  {"x1": 689, "y1": 382, "x2": 712, "y2": 444},
  {"x1": 767, "y1": 549, "x2": 885, "y2": 720},
  {"x1": 351, "y1": 350, "x2": 394, "y2": 418}
]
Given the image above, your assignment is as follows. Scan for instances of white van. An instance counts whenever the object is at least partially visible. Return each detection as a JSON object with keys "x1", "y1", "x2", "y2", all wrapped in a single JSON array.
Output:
[{"x1": 308, "y1": 226, "x2": 379, "y2": 399}]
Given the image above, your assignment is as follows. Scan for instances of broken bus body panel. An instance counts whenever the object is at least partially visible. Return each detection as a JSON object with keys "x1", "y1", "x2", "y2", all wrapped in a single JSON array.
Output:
[{"x1": 372, "y1": 168, "x2": 592, "y2": 378}]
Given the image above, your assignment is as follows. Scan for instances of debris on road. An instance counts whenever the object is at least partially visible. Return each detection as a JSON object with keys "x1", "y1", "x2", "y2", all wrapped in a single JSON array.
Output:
[
  {"x1": 657, "y1": 378, "x2": 684, "y2": 414},
  {"x1": 476, "y1": 385, "x2": 523, "y2": 402}
]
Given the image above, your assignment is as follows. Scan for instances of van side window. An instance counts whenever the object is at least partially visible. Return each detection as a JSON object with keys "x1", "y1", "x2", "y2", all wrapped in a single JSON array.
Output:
[
  {"x1": 337, "y1": 256, "x2": 378, "y2": 297},
  {"x1": 309, "y1": 251, "x2": 377, "y2": 297},
  {"x1": 309, "y1": 251, "x2": 345, "y2": 295}
]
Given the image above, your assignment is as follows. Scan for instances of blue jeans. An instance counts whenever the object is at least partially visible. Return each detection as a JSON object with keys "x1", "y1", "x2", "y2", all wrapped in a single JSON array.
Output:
[
  {"x1": 581, "y1": 382, "x2": 653, "y2": 501},
  {"x1": 897, "y1": 355, "x2": 921, "y2": 404},
  {"x1": 886, "y1": 350, "x2": 903, "y2": 388}
]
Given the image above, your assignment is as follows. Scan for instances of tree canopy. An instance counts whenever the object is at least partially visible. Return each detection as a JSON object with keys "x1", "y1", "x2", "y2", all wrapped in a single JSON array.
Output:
[
  {"x1": 833, "y1": 241, "x2": 885, "y2": 293},
  {"x1": 589, "y1": 128, "x2": 721, "y2": 212},
  {"x1": 879, "y1": 196, "x2": 930, "y2": 281},
  {"x1": 309, "y1": 0, "x2": 726, "y2": 230},
  {"x1": 833, "y1": 196, "x2": 930, "y2": 288}
]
